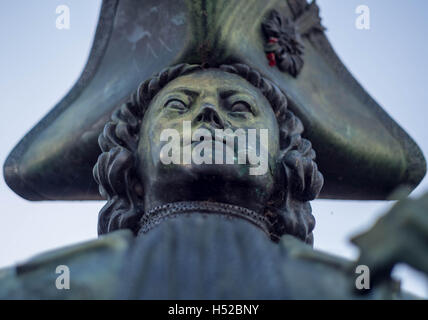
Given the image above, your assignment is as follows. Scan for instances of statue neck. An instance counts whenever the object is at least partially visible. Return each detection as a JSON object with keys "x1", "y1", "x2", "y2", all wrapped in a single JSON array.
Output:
[{"x1": 138, "y1": 200, "x2": 272, "y2": 239}]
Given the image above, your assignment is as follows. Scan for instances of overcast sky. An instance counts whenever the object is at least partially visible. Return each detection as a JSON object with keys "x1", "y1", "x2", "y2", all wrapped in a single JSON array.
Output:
[{"x1": 0, "y1": 0, "x2": 427, "y2": 297}]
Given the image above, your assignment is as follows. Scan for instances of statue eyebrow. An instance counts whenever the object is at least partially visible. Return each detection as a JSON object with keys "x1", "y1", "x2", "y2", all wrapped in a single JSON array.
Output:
[
  {"x1": 219, "y1": 89, "x2": 239, "y2": 99},
  {"x1": 169, "y1": 87, "x2": 200, "y2": 98},
  {"x1": 219, "y1": 89, "x2": 257, "y2": 100}
]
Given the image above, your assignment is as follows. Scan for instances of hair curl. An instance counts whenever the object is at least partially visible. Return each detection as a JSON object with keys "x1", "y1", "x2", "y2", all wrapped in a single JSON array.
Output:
[{"x1": 93, "y1": 63, "x2": 323, "y2": 244}]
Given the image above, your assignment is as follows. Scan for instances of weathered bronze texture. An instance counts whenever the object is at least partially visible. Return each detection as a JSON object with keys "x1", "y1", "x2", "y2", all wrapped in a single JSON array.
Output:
[
  {"x1": 94, "y1": 64, "x2": 323, "y2": 244},
  {"x1": 2, "y1": 194, "x2": 427, "y2": 299},
  {"x1": 1, "y1": 0, "x2": 427, "y2": 300},
  {"x1": 3, "y1": 0, "x2": 426, "y2": 201},
  {"x1": 352, "y1": 191, "x2": 428, "y2": 287},
  {"x1": 262, "y1": 10, "x2": 305, "y2": 76}
]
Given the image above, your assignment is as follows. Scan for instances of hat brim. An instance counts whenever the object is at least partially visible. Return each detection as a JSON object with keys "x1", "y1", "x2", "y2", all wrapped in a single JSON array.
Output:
[{"x1": 4, "y1": 0, "x2": 426, "y2": 201}]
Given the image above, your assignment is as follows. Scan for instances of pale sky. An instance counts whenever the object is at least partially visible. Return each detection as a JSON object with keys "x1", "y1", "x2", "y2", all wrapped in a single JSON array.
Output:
[{"x1": 0, "y1": 0, "x2": 427, "y2": 298}]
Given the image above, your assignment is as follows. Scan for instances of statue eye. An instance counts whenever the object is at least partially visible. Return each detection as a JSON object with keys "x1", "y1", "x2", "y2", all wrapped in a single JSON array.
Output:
[
  {"x1": 231, "y1": 101, "x2": 252, "y2": 113},
  {"x1": 164, "y1": 99, "x2": 187, "y2": 111}
]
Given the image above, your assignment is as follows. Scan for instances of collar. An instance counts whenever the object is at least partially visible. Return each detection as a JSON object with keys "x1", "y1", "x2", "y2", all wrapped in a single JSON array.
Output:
[{"x1": 138, "y1": 201, "x2": 272, "y2": 237}]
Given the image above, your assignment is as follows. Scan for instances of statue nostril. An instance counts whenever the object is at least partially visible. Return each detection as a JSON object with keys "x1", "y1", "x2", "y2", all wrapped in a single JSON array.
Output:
[
  {"x1": 211, "y1": 113, "x2": 223, "y2": 128},
  {"x1": 196, "y1": 106, "x2": 224, "y2": 129}
]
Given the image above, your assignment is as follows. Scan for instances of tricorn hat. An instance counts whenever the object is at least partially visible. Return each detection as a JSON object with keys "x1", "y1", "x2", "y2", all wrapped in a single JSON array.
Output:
[{"x1": 3, "y1": 0, "x2": 426, "y2": 201}]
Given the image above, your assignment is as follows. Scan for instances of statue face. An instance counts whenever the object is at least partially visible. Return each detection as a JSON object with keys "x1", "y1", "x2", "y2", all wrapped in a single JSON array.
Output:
[{"x1": 137, "y1": 69, "x2": 280, "y2": 212}]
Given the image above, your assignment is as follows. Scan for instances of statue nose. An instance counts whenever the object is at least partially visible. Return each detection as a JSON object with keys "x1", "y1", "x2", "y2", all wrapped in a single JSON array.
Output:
[{"x1": 195, "y1": 104, "x2": 224, "y2": 129}]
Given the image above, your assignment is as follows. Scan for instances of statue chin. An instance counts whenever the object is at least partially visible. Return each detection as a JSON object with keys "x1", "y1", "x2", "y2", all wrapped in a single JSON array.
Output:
[{"x1": 144, "y1": 161, "x2": 275, "y2": 213}]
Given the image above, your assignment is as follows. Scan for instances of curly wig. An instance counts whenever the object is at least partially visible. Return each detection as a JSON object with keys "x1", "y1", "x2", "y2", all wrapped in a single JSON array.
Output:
[{"x1": 93, "y1": 63, "x2": 323, "y2": 244}]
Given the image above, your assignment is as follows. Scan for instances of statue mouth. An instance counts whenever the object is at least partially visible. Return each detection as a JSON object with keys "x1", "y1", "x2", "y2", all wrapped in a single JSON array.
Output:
[
  {"x1": 188, "y1": 139, "x2": 236, "y2": 163},
  {"x1": 159, "y1": 123, "x2": 269, "y2": 174},
  {"x1": 184, "y1": 125, "x2": 239, "y2": 160},
  {"x1": 184, "y1": 126, "x2": 232, "y2": 145}
]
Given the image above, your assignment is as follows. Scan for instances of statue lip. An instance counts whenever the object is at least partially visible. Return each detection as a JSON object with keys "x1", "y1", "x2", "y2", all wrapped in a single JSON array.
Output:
[
  {"x1": 181, "y1": 125, "x2": 264, "y2": 163},
  {"x1": 187, "y1": 125, "x2": 239, "y2": 155},
  {"x1": 183, "y1": 125, "x2": 230, "y2": 146}
]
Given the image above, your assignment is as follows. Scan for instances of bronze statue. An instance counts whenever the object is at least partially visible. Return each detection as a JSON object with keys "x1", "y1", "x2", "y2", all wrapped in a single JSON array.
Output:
[
  {"x1": 94, "y1": 64, "x2": 323, "y2": 244},
  {"x1": 1, "y1": 0, "x2": 427, "y2": 299}
]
